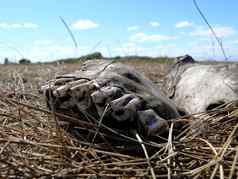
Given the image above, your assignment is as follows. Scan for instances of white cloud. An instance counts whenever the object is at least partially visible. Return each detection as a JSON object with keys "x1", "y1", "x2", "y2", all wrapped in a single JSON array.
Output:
[
  {"x1": 113, "y1": 45, "x2": 146, "y2": 56},
  {"x1": 121, "y1": 42, "x2": 137, "y2": 48},
  {"x1": 231, "y1": 40, "x2": 238, "y2": 44},
  {"x1": 113, "y1": 43, "x2": 183, "y2": 57},
  {"x1": 34, "y1": 40, "x2": 54, "y2": 46},
  {"x1": 118, "y1": 42, "x2": 138, "y2": 55},
  {"x1": 128, "y1": 26, "x2": 139, "y2": 31},
  {"x1": 149, "y1": 21, "x2": 160, "y2": 27},
  {"x1": 0, "y1": 23, "x2": 8, "y2": 28},
  {"x1": 184, "y1": 40, "x2": 237, "y2": 60},
  {"x1": 23, "y1": 23, "x2": 39, "y2": 28},
  {"x1": 130, "y1": 32, "x2": 176, "y2": 42},
  {"x1": 71, "y1": 19, "x2": 99, "y2": 30},
  {"x1": 175, "y1": 21, "x2": 193, "y2": 28},
  {"x1": 12, "y1": 24, "x2": 22, "y2": 28},
  {"x1": 224, "y1": 40, "x2": 238, "y2": 46},
  {"x1": 190, "y1": 26, "x2": 236, "y2": 38},
  {"x1": 0, "y1": 42, "x2": 90, "y2": 62},
  {"x1": 0, "y1": 22, "x2": 38, "y2": 29},
  {"x1": 22, "y1": 45, "x2": 90, "y2": 62}
]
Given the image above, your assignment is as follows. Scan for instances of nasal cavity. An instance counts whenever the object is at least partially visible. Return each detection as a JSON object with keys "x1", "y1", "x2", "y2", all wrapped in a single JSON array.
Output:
[{"x1": 206, "y1": 101, "x2": 225, "y2": 111}]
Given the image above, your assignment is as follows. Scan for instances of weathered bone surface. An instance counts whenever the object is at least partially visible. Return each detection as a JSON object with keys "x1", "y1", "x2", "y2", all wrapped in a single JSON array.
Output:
[
  {"x1": 41, "y1": 60, "x2": 180, "y2": 137},
  {"x1": 164, "y1": 55, "x2": 238, "y2": 114}
]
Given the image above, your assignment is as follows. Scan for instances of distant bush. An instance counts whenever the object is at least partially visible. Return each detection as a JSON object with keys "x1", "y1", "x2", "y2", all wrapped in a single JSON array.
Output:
[
  {"x1": 55, "y1": 52, "x2": 104, "y2": 64},
  {"x1": 19, "y1": 58, "x2": 31, "y2": 64},
  {"x1": 109, "y1": 55, "x2": 174, "y2": 64},
  {"x1": 80, "y1": 52, "x2": 103, "y2": 60},
  {"x1": 4, "y1": 58, "x2": 9, "y2": 65},
  {"x1": 114, "y1": 56, "x2": 121, "y2": 60}
]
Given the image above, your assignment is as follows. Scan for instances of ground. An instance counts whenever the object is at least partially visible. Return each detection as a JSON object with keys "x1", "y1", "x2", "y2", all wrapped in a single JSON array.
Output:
[{"x1": 0, "y1": 60, "x2": 237, "y2": 178}]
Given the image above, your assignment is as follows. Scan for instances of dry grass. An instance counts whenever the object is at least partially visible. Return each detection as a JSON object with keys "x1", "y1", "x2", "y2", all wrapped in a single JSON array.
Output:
[{"x1": 0, "y1": 62, "x2": 237, "y2": 178}]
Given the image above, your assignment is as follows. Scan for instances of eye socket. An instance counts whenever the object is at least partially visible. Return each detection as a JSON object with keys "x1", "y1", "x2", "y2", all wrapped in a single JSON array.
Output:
[
  {"x1": 206, "y1": 101, "x2": 225, "y2": 111},
  {"x1": 178, "y1": 109, "x2": 187, "y2": 116},
  {"x1": 176, "y1": 107, "x2": 187, "y2": 116}
]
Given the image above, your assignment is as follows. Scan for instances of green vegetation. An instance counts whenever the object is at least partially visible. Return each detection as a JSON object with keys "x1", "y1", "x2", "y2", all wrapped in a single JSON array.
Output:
[
  {"x1": 52, "y1": 52, "x2": 175, "y2": 64},
  {"x1": 19, "y1": 58, "x2": 31, "y2": 64},
  {"x1": 56, "y1": 52, "x2": 103, "y2": 63},
  {"x1": 112, "y1": 55, "x2": 175, "y2": 64}
]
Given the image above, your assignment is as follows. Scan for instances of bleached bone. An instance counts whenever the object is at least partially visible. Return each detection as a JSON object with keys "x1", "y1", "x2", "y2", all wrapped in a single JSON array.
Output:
[
  {"x1": 41, "y1": 59, "x2": 180, "y2": 137},
  {"x1": 164, "y1": 55, "x2": 238, "y2": 114}
]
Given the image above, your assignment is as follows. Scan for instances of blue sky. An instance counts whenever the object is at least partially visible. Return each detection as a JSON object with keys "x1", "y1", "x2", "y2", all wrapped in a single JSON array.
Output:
[{"x1": 0, "y1": 0, "x2": 237, "y2": 62}]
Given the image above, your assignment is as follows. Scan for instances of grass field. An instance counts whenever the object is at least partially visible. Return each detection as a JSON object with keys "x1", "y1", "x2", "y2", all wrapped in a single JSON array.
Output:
[{"x1": 0, "y1": 60, "x2": 237, "y2": 178}]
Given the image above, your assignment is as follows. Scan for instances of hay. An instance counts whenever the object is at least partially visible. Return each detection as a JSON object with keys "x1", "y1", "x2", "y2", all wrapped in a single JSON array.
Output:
[
  {"x1": 0, "y1": 63, "x2": 237, "y2": 178},
  {"x1": 0, "y1": 93, "x2": 238, "y2": 178}
]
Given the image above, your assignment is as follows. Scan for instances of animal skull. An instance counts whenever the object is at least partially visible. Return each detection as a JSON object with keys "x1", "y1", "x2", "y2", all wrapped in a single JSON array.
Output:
[
  {"x1": 41, "y1": 60, "x2": 180, "y2": 138},
  {"x1": 164, "y1": 55, "x2": 238, "y2": 114}
]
